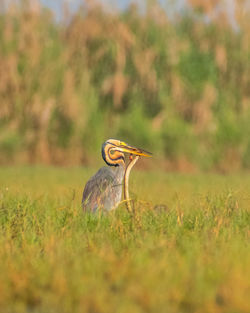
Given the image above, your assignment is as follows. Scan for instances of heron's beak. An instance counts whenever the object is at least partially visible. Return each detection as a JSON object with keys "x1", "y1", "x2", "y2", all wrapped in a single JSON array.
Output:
[{"x1": 117, "y1": 142, "x2": 152, "y2": 157}]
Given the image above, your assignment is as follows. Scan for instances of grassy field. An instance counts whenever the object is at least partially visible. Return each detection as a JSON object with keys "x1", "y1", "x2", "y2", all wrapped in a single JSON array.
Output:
[{"x1": 0, "y1": 166, "x2": 249, "y2": 313}]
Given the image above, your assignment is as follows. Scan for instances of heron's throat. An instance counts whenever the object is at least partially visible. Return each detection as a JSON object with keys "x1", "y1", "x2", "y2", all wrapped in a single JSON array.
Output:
[{"x1": 102, "y1": 143, "x2": 125, "y2": 167}]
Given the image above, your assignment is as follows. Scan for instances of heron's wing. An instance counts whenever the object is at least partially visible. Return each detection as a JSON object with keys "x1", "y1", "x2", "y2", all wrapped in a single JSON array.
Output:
[{"x1": 82, "y1": 167, "x2": 121, "y2": 212}]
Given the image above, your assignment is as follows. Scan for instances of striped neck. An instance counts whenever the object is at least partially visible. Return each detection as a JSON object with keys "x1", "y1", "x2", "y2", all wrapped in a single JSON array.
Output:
[{"x1": 102, "y1": 142, "x2": 125, "y2": 167}]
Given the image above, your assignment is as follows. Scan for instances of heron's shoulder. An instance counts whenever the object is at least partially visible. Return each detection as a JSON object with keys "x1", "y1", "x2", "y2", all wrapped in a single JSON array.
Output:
[
  {"x1": 84, "y1": 167, "x2": 116, "y2": 187},
  {"x1": 94, "y1": 166, "x2": 117, "y2": 178},
  {"x1": 82, "y1": 167, "x2": 116, "y2": 201}
]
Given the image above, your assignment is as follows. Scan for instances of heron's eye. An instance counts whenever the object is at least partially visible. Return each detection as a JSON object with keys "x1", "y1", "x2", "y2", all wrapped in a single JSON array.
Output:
[{"x1": 110, "y1": 149, "x2": 115, "y2": 155}]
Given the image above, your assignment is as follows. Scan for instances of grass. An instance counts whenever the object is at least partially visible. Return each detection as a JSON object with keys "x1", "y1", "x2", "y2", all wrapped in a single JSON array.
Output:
[{"x1": 0, "y1": 166, "x2": 249, "y2": 313}]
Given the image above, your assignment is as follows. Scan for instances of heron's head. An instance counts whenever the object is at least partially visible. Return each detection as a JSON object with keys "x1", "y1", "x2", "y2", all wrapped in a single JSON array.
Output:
[{"x1": 102, "y1": 139, "x2": 152, "y2": 167}]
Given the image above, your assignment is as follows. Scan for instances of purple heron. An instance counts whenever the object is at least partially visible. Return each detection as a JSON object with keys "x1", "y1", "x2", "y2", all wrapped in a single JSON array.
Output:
[{"x1": 82, "y1": 139, "x2": 152, "y2": 213}]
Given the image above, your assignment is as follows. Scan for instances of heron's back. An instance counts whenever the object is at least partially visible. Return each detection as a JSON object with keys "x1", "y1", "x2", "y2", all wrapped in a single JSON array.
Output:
[{"x1": 82, "y1": 165, "x2": 125, "y2": 212}]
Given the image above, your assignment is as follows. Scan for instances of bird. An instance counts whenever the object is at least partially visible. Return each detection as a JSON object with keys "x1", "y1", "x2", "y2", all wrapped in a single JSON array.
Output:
[{"x1": 82, "y1": 139, "x2": 152, "y2": 213}]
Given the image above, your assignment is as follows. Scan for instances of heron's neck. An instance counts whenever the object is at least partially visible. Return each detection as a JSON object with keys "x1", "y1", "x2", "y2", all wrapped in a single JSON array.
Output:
[{"x1": 110, "y1": 162, "x2": 125, "y2": 185}]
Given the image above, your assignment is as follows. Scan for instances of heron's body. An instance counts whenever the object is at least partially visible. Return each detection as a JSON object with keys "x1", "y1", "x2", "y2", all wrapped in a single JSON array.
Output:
[
  {"x1": 82, "y1": 164, "x2": 124, "y2": 212},
  {"x1": 82, "y1": 139, "x2": 151, "y2": 213}
]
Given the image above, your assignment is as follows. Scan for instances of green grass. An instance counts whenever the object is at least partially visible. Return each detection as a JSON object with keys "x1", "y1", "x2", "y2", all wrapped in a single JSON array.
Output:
[{"x1": 0, "y1": 166, "x2": 249, "y2": 313}]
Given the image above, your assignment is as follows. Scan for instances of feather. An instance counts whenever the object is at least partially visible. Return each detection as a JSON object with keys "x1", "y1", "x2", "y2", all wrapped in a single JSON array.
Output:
[{"x1": 82, "y1": 165, "x2": 124, "y2": 212}]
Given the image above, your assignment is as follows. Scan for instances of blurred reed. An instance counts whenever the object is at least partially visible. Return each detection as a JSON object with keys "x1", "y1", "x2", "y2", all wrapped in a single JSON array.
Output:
[{"x1": 0, "y1": 0, "x2": 250, "y2": 171}]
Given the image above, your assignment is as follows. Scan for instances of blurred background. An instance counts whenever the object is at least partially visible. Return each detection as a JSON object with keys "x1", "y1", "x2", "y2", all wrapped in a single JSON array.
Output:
[{"x1": 0, "y1": 0, "x2": 250, "y2": 172}]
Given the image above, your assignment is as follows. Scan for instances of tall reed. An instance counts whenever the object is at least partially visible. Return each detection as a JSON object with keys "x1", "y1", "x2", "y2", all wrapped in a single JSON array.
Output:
[{"x1": 0, "y1": 0, "x2": 249, "y2": 170}]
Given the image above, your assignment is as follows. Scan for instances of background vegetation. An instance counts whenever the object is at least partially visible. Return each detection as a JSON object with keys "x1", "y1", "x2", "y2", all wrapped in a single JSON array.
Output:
[
  {"x1": 0, "y1": 0, "x2": 250, "y2": 171},
  {"x1": 0, "y1": 2, "x2": 249, "y2": 311},
  {"x1": 0, "y1": 167, "x2": 249, "y2": 312}
]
